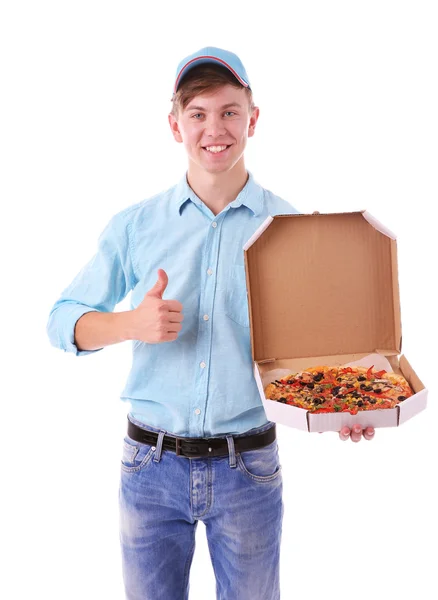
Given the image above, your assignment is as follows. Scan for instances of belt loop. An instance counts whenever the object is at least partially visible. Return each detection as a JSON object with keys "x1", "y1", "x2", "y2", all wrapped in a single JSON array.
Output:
[
  {"x1": 226, "y1": 435, "x2": 237, "y2": 468},
  {"x1": 153, "y1": 430, "x2": 166, "y2": 463}
]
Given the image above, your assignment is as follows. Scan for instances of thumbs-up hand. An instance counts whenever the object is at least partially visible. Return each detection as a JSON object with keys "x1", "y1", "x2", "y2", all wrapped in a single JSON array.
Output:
[{"x1": 130, "y1": 269, "x2": 184, "y2": 344}]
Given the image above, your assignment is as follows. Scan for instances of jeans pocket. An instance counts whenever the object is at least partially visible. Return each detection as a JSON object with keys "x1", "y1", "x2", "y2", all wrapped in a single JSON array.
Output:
[
  {"x1": 225, "y1": 265, "x2": 250, "y2": 328},
  {"x1": 121, "y1": 435, "x2": 155, "y2": 473},
  {"x1": 236, "y1": 440, "x2": 282, "y2": 483}
]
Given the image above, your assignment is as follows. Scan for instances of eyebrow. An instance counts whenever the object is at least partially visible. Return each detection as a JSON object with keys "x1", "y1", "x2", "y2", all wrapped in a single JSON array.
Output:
[{"x1": 185, "y1": 102, "x2": 242, "y2": 112}]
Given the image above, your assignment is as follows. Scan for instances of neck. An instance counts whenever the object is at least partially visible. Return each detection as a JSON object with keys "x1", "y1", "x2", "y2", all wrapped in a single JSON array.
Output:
[{"x1": 186, "y1": 159, "x2": 249, "y2": 216}]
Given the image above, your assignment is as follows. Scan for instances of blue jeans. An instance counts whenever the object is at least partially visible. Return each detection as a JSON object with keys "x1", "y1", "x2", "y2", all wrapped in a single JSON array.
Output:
[{"x1": 119, "y1": 415, "x2": 284, "y2": 600}]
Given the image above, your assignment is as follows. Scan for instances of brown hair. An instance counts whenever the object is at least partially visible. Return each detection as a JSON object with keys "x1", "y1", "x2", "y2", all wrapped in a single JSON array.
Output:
[{"x1": 170, "y1": 63, "x2": 255, "y2": 117}]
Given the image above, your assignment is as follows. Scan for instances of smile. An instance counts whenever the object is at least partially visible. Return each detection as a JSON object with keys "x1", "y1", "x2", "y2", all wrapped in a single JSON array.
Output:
[{"x1": 202, "y1": 145, "x2": 231, "y2": 154}]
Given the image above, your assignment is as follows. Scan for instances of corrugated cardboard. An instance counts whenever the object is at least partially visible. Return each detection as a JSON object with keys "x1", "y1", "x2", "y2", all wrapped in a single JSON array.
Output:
[{"x1": 244, "y1": 212, "x2": 427, "y2": 432}]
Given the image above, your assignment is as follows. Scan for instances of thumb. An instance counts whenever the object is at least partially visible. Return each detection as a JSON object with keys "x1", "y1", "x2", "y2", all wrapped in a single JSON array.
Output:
[{"x1": 146, "y1": 269, "x2": 168, "y2": 299}]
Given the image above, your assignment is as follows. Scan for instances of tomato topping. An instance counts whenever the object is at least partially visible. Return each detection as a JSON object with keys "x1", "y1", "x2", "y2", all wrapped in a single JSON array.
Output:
[
  {"x1": 374, "y1": 369, "x2": 387, "y2": 378},
  {"x1": 366, "y1": 365, "x2": 374, "y2": 379}
]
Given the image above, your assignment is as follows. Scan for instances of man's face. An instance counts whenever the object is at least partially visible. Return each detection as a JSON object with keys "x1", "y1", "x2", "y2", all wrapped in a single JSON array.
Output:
[{"x1": 168, "y1": 84, "x2": 259, "y2": 175}]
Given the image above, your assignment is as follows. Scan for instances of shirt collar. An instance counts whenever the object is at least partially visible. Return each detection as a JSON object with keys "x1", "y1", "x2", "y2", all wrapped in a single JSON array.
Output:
[{"x1": 175, "y1": 170, "x2": 264, "y2": 217}]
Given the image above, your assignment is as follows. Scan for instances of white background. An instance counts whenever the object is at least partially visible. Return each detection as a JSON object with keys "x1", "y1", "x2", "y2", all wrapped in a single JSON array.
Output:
[{"x1": 1, "y1": 1, "x2": 437, "y2": 599}]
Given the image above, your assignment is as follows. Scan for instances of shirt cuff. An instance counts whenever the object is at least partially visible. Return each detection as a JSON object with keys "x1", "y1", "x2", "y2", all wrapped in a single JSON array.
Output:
[{"x1": 61, "y1": 306, "x2": 104, "y2": 357}]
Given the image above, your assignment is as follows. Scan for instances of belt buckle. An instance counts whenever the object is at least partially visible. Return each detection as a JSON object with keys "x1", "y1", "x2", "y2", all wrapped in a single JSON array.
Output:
[{"x1": 175, "y1": 437, "x2": 209, "y2": 458}]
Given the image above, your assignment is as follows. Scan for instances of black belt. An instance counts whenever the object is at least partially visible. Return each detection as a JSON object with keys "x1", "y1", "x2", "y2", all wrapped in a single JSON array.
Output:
[{"x1": 127, "y1": 419, "x2": 276, "y2": 459}]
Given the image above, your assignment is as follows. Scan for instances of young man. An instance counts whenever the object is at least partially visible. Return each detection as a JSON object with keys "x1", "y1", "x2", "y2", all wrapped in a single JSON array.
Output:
[{"x1": 47, "y1": 46, "x2": 374, "y2": 600}]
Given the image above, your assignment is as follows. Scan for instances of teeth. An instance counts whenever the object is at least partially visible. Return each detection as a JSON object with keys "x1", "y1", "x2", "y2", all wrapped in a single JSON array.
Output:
[{"x1": 205, "y1": 145, "x2": 228, "y2": 153}]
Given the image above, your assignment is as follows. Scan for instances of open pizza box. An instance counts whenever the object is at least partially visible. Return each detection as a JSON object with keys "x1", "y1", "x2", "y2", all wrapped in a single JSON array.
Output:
[{"x1": 243, "y1": 211, "x2": 428, "y2": 432}]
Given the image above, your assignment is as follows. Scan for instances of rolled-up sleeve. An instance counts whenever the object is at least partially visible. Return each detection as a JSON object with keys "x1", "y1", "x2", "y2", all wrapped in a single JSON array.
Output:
[{"x1": 46, "y1": 211, "x2": 137, "y2": 356}]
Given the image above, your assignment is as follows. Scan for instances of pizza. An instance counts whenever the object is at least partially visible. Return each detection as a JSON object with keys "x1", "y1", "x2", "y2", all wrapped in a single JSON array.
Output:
[{"x1": 264, "y1": 365, "x2": 413, "y2": 414}]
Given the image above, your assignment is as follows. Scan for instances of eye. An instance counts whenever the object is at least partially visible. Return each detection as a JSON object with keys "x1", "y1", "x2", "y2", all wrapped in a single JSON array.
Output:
[
  {"x1": 191, "y1": 113, "x2": 203, "y2": 119},
  {"x1": 224, "y1": 111, "x2": 235, "y2": 117}
]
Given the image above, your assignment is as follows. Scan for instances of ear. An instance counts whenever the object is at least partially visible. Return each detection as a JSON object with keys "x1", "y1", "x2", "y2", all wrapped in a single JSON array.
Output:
[
  {"x1": 168, "y1": 113, "x2": 183, "y2": 143},
  {"x1": 248, "y1": 106, "x2": 260, "y2": 138}
]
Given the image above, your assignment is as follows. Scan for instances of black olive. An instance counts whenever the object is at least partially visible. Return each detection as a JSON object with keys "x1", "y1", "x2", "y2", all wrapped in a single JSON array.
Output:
[
  {"x1": 398, "y1": 395, "x2": 407, "y2": 401},
  {"x1": 358, "y1": 375, "x2": 366, "y2": 381},
  {"x1": 332, "y1": 386, "x2": 341, "y2": 395},
  {"x1": 299, "y1": 380, "x2": 307, "y2": 386},
  {"x1": 275, "y1": 380, "x2": 283, "y2": 384},
  {"x1": 313, "y1": 373, "x2": 323, "y2": 382},
  {"x1": 313, "y1": 398, "x2": 322, "y2": 405},
  {"x1": 374, "y1": 388, "x2": 382, "y2": 394},
  {"x1": 336, "y1": 394, "x2": 344, "y2": 399},
  {"x1": 306, "y1": 382, "x2": 315, "y2": 389},
  {"x1": 287, "y1": 380, "x2": 293, "y2": 384},
  {"x1": 369, "y1": 398, "x2": 377, "y2": 404},
  {"x1": 353, "y1": 393, "x2": 361, "y2": 398},
  {"x1": 278, "y1": 397, "x2": 288, "y2": 403},
  {"x1": 357, "y1": 400, "x2": 364, "y2": 407},
  {"x1": 346, "y1": 383, "x2": 354, "y2": 388},
  {"x1": 360, "y1": 384, "x2": 366, "y2": 389},
  {"x1": 337, "y1": 377, "x2": 342, "y2": 382},
  {"x1": 364, "y1": 386, "x2": 373, "y2": 392}
]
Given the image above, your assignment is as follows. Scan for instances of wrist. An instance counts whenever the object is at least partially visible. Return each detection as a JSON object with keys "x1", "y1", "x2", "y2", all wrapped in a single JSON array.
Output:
[{"x1": 116, "y1": 310, "x2": 137, "y2": 342}]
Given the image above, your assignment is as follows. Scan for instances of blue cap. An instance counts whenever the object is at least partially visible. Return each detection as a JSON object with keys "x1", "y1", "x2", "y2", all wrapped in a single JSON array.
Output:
[{"x1": 173, "y1": 46, "x2": 251, "y2": 96}]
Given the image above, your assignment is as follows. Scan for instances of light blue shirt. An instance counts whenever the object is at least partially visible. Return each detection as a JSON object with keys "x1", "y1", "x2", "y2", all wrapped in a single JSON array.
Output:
[{"x1": 47, "y1": 171, "x2": 299, "y2": 437}]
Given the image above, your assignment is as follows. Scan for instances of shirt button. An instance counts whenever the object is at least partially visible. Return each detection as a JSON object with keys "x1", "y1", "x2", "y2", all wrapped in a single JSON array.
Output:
[
  {"x1": 195, "y1": 408, "x2": 201, "y2": 415},
  {"x1": 203, "y1": 314, "x2": 209, "y2": 321},
  {"x1": 200, "y1": 361, "x2": 206, "y2": 369},
  {"x1": 207, "y1": 268, "x2": 213, "y2": 276},
  {"x1": 212, "y1": 222, "x2": 217, "y2": 228}
]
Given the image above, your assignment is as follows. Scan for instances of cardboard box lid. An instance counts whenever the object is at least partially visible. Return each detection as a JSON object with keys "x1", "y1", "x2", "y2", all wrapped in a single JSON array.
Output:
[{"x1": 243, "y1": 211, "x2": 402, "y2": 363}]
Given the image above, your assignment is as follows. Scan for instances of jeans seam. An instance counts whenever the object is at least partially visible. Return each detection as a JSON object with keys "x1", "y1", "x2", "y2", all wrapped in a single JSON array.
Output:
[
  {"x1": 189, "y1": 459, "x2": 193, "y2": 515},
  {"x1": 206, "y1": 536, "x2": 220, "y2": 599},
  {"x1": 182, "y1": 534, "x2": 196, "y2": 598}
]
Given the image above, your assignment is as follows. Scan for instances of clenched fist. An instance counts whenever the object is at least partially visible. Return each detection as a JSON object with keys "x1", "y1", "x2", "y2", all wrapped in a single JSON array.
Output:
[{"x1": 129, "y1": 269, "x2": 184, "y2": 344}]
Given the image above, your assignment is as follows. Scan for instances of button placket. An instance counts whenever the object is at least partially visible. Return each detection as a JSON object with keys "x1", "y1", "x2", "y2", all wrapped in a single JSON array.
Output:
[{"x1": 192, "y1": 215, "x2": 224, "y2": 435}]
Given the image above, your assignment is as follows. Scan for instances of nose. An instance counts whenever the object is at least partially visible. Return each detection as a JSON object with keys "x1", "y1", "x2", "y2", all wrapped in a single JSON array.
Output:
[{"x1": 204, "y1": 113, "x2": 227, "y2": 138}]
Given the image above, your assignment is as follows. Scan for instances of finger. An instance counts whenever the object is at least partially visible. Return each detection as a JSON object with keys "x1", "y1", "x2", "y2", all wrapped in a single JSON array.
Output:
[
  {"x1": 164, "y1": 300, "x2": 183, "y2": 312},
  {"x1": 147, "y1": 269, "x2": 169, "y2": 299},
  {"x1": 161, "y1": 332, "x2": 179, "y2": 342},
  {"x1": 166, "y1": 322, "x2": 182, "y2": 333},
  {"x1": 350, "y1": 424, "x2": 363, "y2": 443},
  {"x1": 339, "y1": 426, "x2": 350, "y2": 441},
  {"x1": 168, "y1": 311, "x2": 184, "y2": 323},
  {"x1": 363, "y1": 427, "x2": 375, "y2": 441}
]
